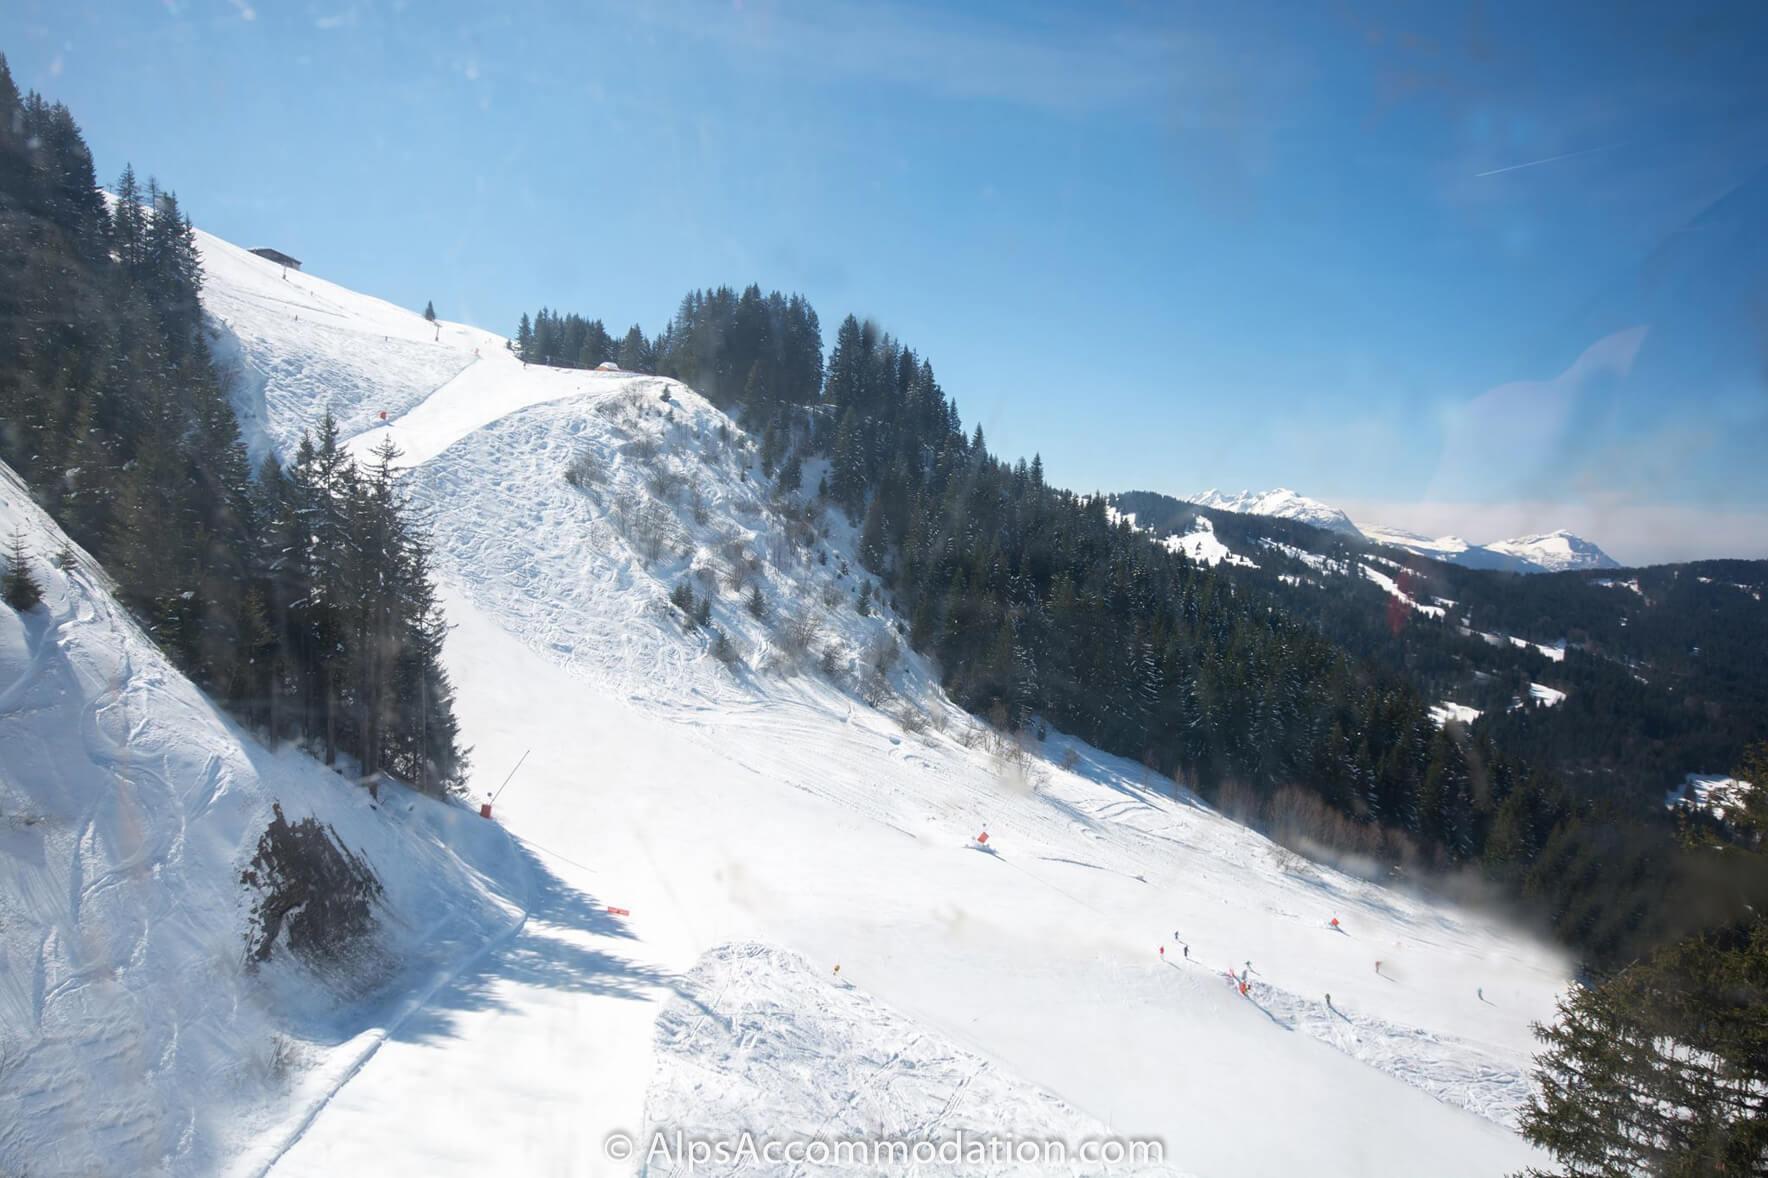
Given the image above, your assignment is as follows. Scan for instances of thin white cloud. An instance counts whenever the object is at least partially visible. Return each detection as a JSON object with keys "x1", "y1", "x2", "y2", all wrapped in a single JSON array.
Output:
[
  {"x1": 628, "y1": 0, "x2": 1235, "y2": 115},
  {"x1": 1427, "y1": 325, "x2": 1649, "y2": 503}
]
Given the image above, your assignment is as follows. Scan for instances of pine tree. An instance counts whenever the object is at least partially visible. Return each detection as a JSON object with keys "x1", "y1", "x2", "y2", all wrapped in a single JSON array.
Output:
[
  {"x1": 618, "y1": 323, "x2": 652, "y2": 373},
  {"x1": 424, "y1": 300, "x2": 437, "y2": 322},
  {"x1": 1522, "y1": 921, "x2": 1768, "y2": 1175},
  {"x1": 830, "y1": 409, "x2": 865, "y2": 517},
  {"x1": 778, "y1": 451, "x2": 803, "y2": 494},
  {"x1": 3, "y1": 528, "x2": 44, "y2": 611}
]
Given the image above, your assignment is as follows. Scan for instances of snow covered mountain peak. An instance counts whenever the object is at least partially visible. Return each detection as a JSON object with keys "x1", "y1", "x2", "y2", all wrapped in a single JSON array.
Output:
[
  {"x1": 1188, "y1": 487, "x2": 1364, "y2": 536},
  {"x1": 1181, "y1": 485, "x2": 1617, "y2": 574},
  {"x1": 1484, "y1": 529, "x2": 1620, "y2": 573}
]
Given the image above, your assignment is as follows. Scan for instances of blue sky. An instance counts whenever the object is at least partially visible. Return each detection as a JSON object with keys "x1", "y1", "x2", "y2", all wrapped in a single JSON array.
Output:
[{"x1": 7, "y1": 0, "x2": 1767, "y2": 562}]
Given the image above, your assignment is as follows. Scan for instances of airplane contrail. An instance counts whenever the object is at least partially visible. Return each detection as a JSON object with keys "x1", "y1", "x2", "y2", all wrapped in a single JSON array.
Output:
[{"x1": 1476, "y1": 144, "x2": 1614, "y2": 178}]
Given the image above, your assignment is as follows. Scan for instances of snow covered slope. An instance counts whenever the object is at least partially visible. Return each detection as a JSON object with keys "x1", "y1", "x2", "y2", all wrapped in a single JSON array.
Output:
[
  {"x1": 0, "y1": 463, "x2": 525, "y2": 1177},
  {"x1": 199, "y1": 228, "x2": 506, "y2": 469},
  {"x1": 1189, "y1": 488, "x2": 1363, "y2": 536},
  {"x1": 180, "y1": 228, "x2": 1568, "y2": 1177}
]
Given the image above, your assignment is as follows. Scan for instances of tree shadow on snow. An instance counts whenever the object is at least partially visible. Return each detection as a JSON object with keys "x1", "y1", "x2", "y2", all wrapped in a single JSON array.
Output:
[{"x1": 389, "y1": 839, "x2": 683, "y2": 1045}]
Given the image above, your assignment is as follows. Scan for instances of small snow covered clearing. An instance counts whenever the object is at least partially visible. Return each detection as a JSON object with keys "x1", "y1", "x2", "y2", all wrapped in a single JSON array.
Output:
[
  {"x1": 1430, "y1": 702, "x2": 1483, "y2": 728},
  {"x1": 1665, "y1": 774, "x2": 1755, "y2": 820},
  {"x1": 1527, "y1": 683, "x2": 1566, "y2": 708},
  {"x1": 179, "y1": 225, "x2": 1567, "y2": 1178},
  {"x1": 1163, "y1": 516, "x2": 1257, "y2": 568},
  {"x1": 0, "y1": 463, "x2": 523, "y2": 1178},
  {"x1": 1259, "y1": 537, "x2": 1348, "y2": 576}
]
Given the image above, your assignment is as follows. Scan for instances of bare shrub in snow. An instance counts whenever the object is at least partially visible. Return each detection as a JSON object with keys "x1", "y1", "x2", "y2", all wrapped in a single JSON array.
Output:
[
  {"x1": 866, "y1": 632, "x2": 900, "y2": 672},
  {"x1": 821, "y1": 583, "x2": 841, "y2": 609},
  {"x1": 616, "y1": 499, "x2": 674, "y2": 563},
  {"x1": 777, "y1": 613, "x2": 821, "y2": 661},
  {"x1": 647, "y1": 463, "x2": 684, "y2": 502},
  {"x1": 767, "y1": 528, "x2": 797, "y2": 569},
  {"x1": 1265, "y1": 785, "x2": 1385, "y2": 865},
  {"x1": 860, "y1": 668, "x2": 893, "y2": 709},
  {"x1": 263, "y1": 1033, "x2": 302, "y2": 1086},
  {"x1": 240, "y1": 803, "x2": 382, "y2": 970},
  {"x1": 896, "y1": 706, "x2": 928, "y2": 735},
  {"x1": 689, "y1": 481, "x2": 710, "y2": 525},
  {"x1": 634, "y1": 502, "x2": 674, "y2": 564},
  {"x1": 726, "y1": 553, "x2": 762, "y2": 594},
  {"x1": 563, "y1": 449, "x2": 603, "y2": 488},
  {"x1": 1214, "y1": 779, "x2": 1262, "y2": 826},
  {"x1": 1059, "y1": 747, "x2": 1081, "y2": 772},
  {"x1": 623, "y1": 434, "x2": 660, "y2": 462}
]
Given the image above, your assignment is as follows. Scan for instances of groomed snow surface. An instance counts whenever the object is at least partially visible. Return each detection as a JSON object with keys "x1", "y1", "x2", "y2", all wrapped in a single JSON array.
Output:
[{"x1": 4, "y1": 233, "x2": 1572, "y2": 1177}]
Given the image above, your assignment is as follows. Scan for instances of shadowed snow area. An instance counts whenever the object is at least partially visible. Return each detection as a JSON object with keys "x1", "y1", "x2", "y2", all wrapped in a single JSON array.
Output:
[
  {"x1": 0, "y1": 465, "x2": 524, "y2": 1177},
  {"x1": 80, "y1": 225, "x2": 1578, "y2": 1178}
]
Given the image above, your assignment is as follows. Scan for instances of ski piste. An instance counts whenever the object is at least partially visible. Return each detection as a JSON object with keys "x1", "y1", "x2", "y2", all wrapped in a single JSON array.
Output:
[{"x1": 2, "y1": 224, "x2": 1570, "y2": 1178}]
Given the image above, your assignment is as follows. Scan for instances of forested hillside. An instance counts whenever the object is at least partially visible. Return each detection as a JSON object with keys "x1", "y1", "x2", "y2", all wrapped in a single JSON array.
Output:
[
  {"x1": 1114, "y1": 488, "x2": 1768, "y2": 810},
  {"x1": 0, "y1": 56, "x2": 463, "y2": 791}
]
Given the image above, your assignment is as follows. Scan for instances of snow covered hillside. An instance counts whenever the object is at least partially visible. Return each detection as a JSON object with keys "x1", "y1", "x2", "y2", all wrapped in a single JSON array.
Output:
[
  {"x1": 186, "y1": 233, "x2": 1568, "y2": 1177},
  {"x1": 198, "y1": 228, "x2": 505, "y2": 470},
  {"x1": 0, "y1": 462, "x2": 526, "y2": 1177}
]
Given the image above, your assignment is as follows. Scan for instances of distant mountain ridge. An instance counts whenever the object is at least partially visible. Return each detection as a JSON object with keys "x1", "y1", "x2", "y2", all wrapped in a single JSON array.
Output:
[
  {"x1": 1185, "y1": 488, "x2": 1618, "y2": 574},
  {"x1": 1190, "y1": 487, "x2": 1363, "y2": 537}
]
